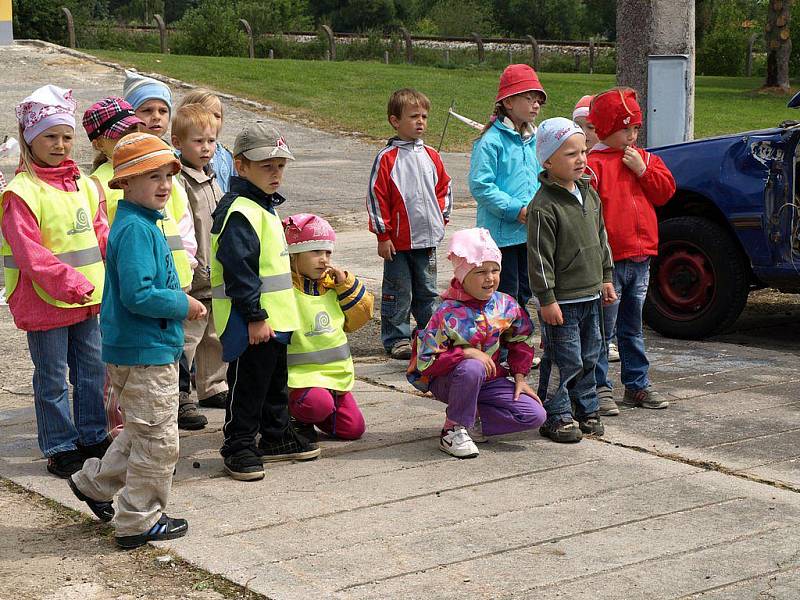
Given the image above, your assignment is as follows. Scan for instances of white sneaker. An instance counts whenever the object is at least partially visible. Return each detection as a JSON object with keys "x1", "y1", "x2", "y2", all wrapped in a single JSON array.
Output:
[
  {"x1": 439, "y1": 426, "x2": 479, "y2": 459},
  {"x1": 608, "y1": 342, "x2": 620, "y2": 362},
  {"x1": 468, "y1": 418, "x2": 488, "y2": 443}
]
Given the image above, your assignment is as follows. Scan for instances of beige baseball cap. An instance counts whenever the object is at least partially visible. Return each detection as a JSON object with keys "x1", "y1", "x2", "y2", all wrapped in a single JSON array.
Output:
[{"x1": 233, "y1": 121, "x2": 295, "y2": 161}]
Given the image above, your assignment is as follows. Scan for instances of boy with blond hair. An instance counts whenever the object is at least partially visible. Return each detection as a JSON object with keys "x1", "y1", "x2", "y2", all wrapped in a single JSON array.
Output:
[
  {"x1": 367, "y1": 88, "x2": 453, "y2": 359},
  {"x1": 171, "y1": 104, "x2": 229, "y2": 412}
]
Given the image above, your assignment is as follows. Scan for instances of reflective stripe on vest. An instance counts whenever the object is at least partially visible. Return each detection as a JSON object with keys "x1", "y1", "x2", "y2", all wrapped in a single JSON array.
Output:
[
  {"x1": 210, "y1": 196, "x2": 300, "y2": 336},
  {"x1": 287, "y1": 287, "x2": 354, "y2": 392},
  {"x1": 97, "y1": 162, "x2": 192, "y2": 288},
  {"x1": 1, "y1": 172, "x2": 105, "y2": 308}
]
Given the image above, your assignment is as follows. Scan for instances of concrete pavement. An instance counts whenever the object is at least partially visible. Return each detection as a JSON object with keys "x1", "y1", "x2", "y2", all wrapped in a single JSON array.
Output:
[{"x1": 0, "y1": 43, "x2": 799, "y2": 599}]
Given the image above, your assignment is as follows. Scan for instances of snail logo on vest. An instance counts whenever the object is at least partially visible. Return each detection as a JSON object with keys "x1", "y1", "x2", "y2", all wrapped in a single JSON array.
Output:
[
  {"x1": 67, "y1": 208, "x2": 92, "y2": 235},
  {"x1": 305, "y1": 311, "x2": 335, "y2": 337}
]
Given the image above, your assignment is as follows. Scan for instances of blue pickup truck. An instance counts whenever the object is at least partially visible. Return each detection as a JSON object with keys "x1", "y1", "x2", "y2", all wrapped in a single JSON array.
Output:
[{"x1": 645, "y1": 96, "x2": 800, "y2": 339}]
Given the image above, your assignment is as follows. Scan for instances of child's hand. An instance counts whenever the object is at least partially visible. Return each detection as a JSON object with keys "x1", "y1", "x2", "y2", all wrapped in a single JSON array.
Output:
[
  {"x1": 377, "y1": 240, "x2": 396, "y2": 261},
  {"x1": 541, "y1": 302, "x2": 564, "y2": 326},
  {"x1": 602, "y1": 283, "x2": 618, "y2": 305},
  {"x1": 187, "y1": 296, "x2": 207, "y2": 320},
  {"x1": 622, "y1": 146, "x2": 646, "y2": 177},
  {"x1": 248, "y1": 320, "x2": 274, "y2": 344},
  {"x1": 77, "y1": 292, "x2": 93, "y2": 305},
  {"x1": 463, "y1": 347, "x2": 496, "y2": 378},
  {"x1": 513, "y1": 373, "x2": 541, "y2": 403},
  {"x1": 326, "y1": 266, "x2": 347, "y2": 284},
  {"x1": 517, "y1": 205, "x2": 528, "y2": 224}
]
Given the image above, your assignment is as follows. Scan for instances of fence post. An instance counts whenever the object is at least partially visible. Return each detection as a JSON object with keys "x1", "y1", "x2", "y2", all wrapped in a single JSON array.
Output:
[
  {"x1": 61, "y1": 7, "x2": 75, "y2": 48},
  {"x1": 321, "y1": 25, "x2": 336, "y2": 61},
  {"x1": 399, "y1": 27, "x2": 413, "y2": 63},
  {"x1": 588, "y1": 38, "x2": 595, "y2": 74},
  {"x1": 470, "y1": 32, "x2": 485, "y2": 63},
  {"x1": 444, "y1": 49, "x2": 450, "y2": 65},
  {"x1": 153, "y1": 14, "x2": 167, "y2": 53},
  {"x1": 575, "y1": 51, "x2": 581, "y2": 72},
  {"x1": 746, "y1": 32, "x2": 758, "y2": 77},
  {"x1": 526, "y1": 35, "x2": 540, "y2": 70},
  {"x1": 239, "y1": 18, "x2": 254, "y2": 59}
]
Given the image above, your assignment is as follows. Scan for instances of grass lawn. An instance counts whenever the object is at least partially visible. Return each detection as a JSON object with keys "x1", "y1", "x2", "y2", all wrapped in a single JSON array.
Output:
[{"x1": 88, "y1": 50, "x2": 796, "y2": 152}]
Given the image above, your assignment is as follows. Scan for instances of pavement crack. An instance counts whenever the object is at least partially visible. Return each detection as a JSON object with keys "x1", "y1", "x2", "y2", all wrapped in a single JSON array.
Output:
[
  {"x1": 669, "y1": 561, "x2": 800, "y2": 599},
  {"x1": 334, "y1": 497, "x2": 746, "y2": 593}
]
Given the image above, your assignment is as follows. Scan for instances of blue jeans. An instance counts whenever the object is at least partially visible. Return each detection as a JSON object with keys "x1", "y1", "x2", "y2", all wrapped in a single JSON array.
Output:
[
  {"x1": 27, "y1": 317, "x2": 107, "y2": 457},
  {"x1": 595, "y1": 259, "x2": 651, "y2": 391},
  {"x1": 498, "y1": 243, "x2": 532, "y2": 315},
  {"x1": 381, "y1": 248, "x2": 438, "y2": 351},
  {"x1": 541, "y1": 300, "x2": 602, "y2": 423}
]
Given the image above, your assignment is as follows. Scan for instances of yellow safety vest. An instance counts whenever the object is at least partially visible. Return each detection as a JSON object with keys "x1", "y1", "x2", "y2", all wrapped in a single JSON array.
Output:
[
  {"x1": 94, "y1": 161, "x2": 193, "y2": 288},
  {"x1": 287, "y1": 287, "x2": 354, "y2": 392},
  {"x1": 210, "y1": 196, "x2": 300, "y2": 335},
  {"x1": 1, "y1": 172, "x2": 105, "y2": 308}
]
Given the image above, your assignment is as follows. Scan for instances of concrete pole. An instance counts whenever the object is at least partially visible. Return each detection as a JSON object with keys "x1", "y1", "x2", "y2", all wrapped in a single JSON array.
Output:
[
  {"x1": 616, "y1": 0, "x2": 695, "y2": 145},
  {"x1": 0, "y1": 0, "x2": 12, "y2": 45}
]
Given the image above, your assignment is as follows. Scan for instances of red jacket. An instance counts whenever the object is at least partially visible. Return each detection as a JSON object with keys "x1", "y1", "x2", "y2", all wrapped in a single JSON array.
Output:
[
  {"x1": 366, "y1": 138, "x2": 452, "y2": 251},
  {"x1": 586, "y1": 145, "x2": 675, "y2": 261}
]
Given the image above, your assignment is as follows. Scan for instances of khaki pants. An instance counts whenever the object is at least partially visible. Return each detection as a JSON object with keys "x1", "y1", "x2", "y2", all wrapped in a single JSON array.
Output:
[
  {"x1": 73, "y1": 363, "x2": 179, "y2": 536},
  {"x1": 183, "y1": 299, "x2": 227, "y2": 400}
]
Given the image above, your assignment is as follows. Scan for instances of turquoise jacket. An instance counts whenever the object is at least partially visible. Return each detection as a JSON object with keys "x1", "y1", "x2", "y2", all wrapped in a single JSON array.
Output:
[
  {"x1": 100, "y1": 200, "x2": 189, "y2": 366},
  {"x1": 469, "y1": 119, "x2": 541, "y2": 247}
]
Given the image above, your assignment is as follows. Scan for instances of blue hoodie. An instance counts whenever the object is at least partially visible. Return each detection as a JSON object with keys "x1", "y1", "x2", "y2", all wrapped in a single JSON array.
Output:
[
  {"x1": 101, "y1": 200, "x2": 189, "y2": 365},
  {"x1": 468, "y1": 118, "x2": 541, "y2": 247}
]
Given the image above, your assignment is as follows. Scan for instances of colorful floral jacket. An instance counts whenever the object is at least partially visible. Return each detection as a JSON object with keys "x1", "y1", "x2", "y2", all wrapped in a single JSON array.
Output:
[{"x1": 407, "y1": 278, "x2": 535, "y2": 392}]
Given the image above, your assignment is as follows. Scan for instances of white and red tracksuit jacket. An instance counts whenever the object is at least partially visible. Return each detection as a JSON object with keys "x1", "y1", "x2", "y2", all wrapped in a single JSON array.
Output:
[
  {"x1": 366, "y1": 137, "x2": 452, "y2": 251},
  {"x1": 586, "y1": 144, "x2": 676, "y2": 261}
]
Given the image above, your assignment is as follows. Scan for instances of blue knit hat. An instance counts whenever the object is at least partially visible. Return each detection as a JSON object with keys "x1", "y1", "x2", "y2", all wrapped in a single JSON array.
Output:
[{"x1": 122, "y1": 70, "x2": 173, "y2": 114}]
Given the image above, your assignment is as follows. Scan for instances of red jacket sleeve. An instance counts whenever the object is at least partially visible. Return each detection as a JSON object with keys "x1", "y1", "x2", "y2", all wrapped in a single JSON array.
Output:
[
  {"x1": 90, "y1": 177, "x2": 109, "y2": 259},
  {"x1": 639, "y1": 151, "x2": 676, "y2": 207},
  {"x1": 366, "y1": 150, "x2": 395, "y2": 242}
]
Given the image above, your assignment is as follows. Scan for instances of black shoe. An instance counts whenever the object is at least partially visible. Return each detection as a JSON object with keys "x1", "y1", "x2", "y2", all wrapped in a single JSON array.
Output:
[
  {"x1": 257, "y1": 425, "x2": 321, "y2": 463},
  {"x1": 67, "y1": 475, "x2": 114, "y2": 522},
  {"x1": 78, "y1": 436, "x2": 112, "y2": 460},
  {"x1": 116, "y1": 513, "x2": 188, "y2": 549},
  {"x1": 289, "y1": 417, "x2": 318, "y2": 444},
  {"x1": 223, "y1": 449, "x2": 265, "y2": 481},
  {"x1": 578, "y1": 413, "x2": 605, "y2": 436},
  {"x1": 178, "y1": 397, "x2": 208, "y2": 431},
  {"x1": 198, "y1": 390, "x2": 228, "y2": 409},
  {"x1": 47, "y1": 449, "x2": 86, "y2": 478},
  {"x1": 539, "y1": 418, "x2": 583, "y2": 443}
]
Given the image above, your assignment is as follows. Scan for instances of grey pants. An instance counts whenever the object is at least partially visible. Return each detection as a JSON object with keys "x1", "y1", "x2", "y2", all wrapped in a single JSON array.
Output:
[{"x1": 73, "y1": 362, "x2": 179, "y2": 536}]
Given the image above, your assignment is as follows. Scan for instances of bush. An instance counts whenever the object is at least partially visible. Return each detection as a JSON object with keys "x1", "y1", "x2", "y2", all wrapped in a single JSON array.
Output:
[
  {"x1": 696, "y1": 4, "x2": 748, "y2": 76},
  {"x1": 80, "y1": 21, "x2": 161, "y2": 53},
  {"x1": 171, "y1": 0, "x2": 247, "y2": 57},
  {"x1": 12, "y1": 0, "x2": 91, "y2": 44},
  {"x1": 254, "y1": 34, "x2": 327, "y2": 60}
]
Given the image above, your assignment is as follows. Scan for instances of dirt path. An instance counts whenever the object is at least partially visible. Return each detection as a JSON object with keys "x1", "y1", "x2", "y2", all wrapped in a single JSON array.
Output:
[{"x1": 0, "y1": 478, "x2": 265, "y2": 600}]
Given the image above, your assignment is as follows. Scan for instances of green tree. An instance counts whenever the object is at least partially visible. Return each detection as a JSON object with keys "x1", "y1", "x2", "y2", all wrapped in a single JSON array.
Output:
[
  {"x1": 309, "y1": 0, "x2": 397, "y2": 31},
  {"x1": 493, "y1": 0, "x2": 584, "y2": 39},
  {"x1": 172, "y1": 0, "x2": 246, "y2": 56},
  {"x1": 697, "y1": 2, "x2": 749, "y2": 76},
  {"x1": 238, "y1": 0, "x2": 313, "y2": 33},
  {"x1": 427, "y1": 0, "x2": 499, "y2": 37}
]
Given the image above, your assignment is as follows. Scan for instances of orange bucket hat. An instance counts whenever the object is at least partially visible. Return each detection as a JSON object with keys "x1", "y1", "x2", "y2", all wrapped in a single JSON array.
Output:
[{"x1": 109, "y1": 132, "x2": 180, "y2": 189}]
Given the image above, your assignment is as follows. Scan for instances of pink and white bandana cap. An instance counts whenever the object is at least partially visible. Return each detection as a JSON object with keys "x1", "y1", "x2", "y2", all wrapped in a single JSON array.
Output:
[
  {"x1": 283, "y1": 213, "x2": 336, "y2": 254},
  {"x1": 16, "y1": 85, "x2": 77, "y2": 144},
  {"x1": 572, "y1": 95, "x2": 594, "y2": 120},
  {"x1": 448, "y1": 228, "x2": 502, "y2": 283}
]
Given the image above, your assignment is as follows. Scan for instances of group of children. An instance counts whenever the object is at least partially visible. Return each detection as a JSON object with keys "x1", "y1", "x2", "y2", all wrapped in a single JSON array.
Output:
[{"x1": 1, "y1": 62, "x2": 675, "y2": 548}]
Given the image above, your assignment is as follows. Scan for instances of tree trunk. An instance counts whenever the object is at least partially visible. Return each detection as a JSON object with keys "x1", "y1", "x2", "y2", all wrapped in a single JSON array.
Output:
[{"x1": 765, "y1": 0, "x2": 792, "y2": 90}]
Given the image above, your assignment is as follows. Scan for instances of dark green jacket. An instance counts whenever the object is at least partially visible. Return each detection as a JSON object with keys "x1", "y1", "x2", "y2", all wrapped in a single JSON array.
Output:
[{"x1": 527, "y1": 172, "x2": 613, "y2": 306}]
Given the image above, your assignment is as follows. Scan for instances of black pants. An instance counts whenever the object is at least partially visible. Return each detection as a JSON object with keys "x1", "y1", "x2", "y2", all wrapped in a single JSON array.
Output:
[
  {"x1": 221, "y1": 339, "x2": 289, "y2": 457},
  {"x1": 178, "y1": 352, "x2": 191, "y2": 394},
  {"x1": 498, "y1": 243, "x2": 532, "y2": 315}
]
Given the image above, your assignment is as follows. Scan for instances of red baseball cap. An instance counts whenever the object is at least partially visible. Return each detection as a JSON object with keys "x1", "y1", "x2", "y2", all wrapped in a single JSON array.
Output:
[{"x1": 495, "y1": 64, "x2": 547, "y2": 103}]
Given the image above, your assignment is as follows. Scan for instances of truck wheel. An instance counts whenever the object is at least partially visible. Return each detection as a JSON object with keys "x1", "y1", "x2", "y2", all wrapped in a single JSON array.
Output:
[{"x1": 643, "y1": 216, "x2": 750, "y2": 339}]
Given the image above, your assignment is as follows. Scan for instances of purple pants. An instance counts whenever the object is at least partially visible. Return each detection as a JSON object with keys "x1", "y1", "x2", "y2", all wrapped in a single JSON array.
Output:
[{"x1": 429, "y1": 359, "x2": 546, "y2": 436}]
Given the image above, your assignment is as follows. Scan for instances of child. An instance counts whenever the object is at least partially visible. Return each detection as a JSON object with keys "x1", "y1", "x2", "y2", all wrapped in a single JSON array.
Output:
[
  {"x1": 2, "y1": 85, "x2": 109, "y2": 477},
  {"x1": 211, "y1": 121, "x2": 320, "y2": 481},
  {"x1": 527, "y1": 118, "x2": 616, "y2": 443},
  {"x1": 469, "y1": 64, "x2": 546, "y2": 313},
  {"x1": 68, "y1": 132, "x2": 206, "y2": 549},
  {"x1": 587, "y1": 88, "x2": 676, "y2": 412},
  {"x1": 170, "y1": 104, "x2": 229, "y2": 413},
  {"x1": 124, "y1": 70, "x2": 206, "y2": 429},
  {"x1": 284, "y1": 213, "x2": 373, "y2": 440},
  {"x1": 82, "y1": 97, "x2": 146, "y2": 438},
  {"x1": 177, "y1": 89, "x2": 237, "y2": 193},
  {"x1": 572, "y1": 95, "x2": 599, "y2": 151},
  {"x1": 408, "y1": 228, "x2": 546, "y2": 459},
  {"x1": 367, "y1": 88, "x2": 452, "y2": 360}
]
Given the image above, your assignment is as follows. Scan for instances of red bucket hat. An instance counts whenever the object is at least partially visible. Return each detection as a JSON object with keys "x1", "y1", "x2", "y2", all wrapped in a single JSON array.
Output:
[
  {"x1": 495, "y1": 64, "x2": 547, "y2": 103},
  {"x1": 588, "y1": 88, "x2": 642, "y2": 141}
]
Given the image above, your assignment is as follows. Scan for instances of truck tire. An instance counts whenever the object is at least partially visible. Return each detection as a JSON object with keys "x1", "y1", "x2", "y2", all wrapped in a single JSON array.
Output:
[{"x1": 643, "y1": 216, "x2": 750, "y2": 339}]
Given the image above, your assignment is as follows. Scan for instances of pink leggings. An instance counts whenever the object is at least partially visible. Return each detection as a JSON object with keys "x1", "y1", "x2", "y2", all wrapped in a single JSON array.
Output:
[{"x1": 288, "y1": 388, "x2": 366, "y2": 440}]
